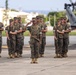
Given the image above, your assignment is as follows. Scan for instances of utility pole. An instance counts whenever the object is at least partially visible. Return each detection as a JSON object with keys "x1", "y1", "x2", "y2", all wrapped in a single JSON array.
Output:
[
  {"x1": 5, "y1": 0, "x2": 8, "y2": 26},
  {"x1": 54, "y1": 14, "x2": 56, "y2": 26},
  {"x1": 6, "y1": 0, "x2": 8, "y2": 10}
]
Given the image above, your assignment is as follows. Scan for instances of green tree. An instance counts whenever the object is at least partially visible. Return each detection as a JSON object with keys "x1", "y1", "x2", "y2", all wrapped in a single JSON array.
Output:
[
  {"x1": 22, "y1": 18, "x2": 26, "y2": 24},
  {"x1": 37, "y1": 15, "x2": 47, "y2": 22},
  {"x1": 47, "y1": 11, "x2": 66, "y2": 26},
  {"x1": 11, "y1": 9, "x2": 19, "y2": 12}
]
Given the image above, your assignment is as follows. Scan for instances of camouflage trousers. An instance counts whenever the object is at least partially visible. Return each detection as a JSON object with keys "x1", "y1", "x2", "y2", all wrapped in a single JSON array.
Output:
[
  {"x1": 16, "y1": 36, "x2": 24, "y2": 55},
  {"x1": 20, "y1": 37, "x2": 24, "y2": 55},
  {"x1": 39, "y1": 37, "x2": 46, "y2": 55},
  {"x1": 30, "y1": 40, "x2": 39, "y2": 59},
  {"x1": 58, "y1": 38, "x2": 63, "y2": 55},
  {"x1": 62, "y1": 38, "x2": 69, "y2": 55},
  {"x1": 7, "y1": 38, "x2": 16, "y2": 55},
  {"x1": 0, "y1": 37, "x2": 2, "y2": 53},
  {"x1": 54, "y1": 39, "x2": 59, "y2": 54}
]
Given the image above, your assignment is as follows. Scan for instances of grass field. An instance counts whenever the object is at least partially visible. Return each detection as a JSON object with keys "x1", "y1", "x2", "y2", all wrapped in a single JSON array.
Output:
[{"x1": 2, "y1": 30, "x2": 76, "y2": 36}]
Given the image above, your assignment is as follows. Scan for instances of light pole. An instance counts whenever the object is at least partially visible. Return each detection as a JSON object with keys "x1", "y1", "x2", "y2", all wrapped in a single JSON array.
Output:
[{"x1": 54, "y1": 14, "x2": 56, "y2": 26}]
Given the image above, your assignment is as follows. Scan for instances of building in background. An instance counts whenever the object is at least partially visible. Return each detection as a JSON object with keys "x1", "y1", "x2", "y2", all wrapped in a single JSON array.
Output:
[
  {"x1": 0, "y1": 8, "x2": 53, "y2": 31},
  {"x1": 0, "y1": 8, "x2": 39, "y2": 26}
]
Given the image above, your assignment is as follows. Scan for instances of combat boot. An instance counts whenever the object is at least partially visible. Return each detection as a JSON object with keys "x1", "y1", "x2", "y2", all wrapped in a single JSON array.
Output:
[
  {"x1": 17, "y1": 53, "x2": 20, "y2": 58},
  {"x1": 64, "y1": 53, "x2": 68, "y2": 57},
  {"x1": 41, "y1": 54, "x2": 44, "y2": 57},
  {"x1": 58, "y1": 54, "x2": 63, "y2": 58},
  {"x1": 38, "y1": 54, "x2": 41, "y2": 58},
  {"x1": 9, "y1": 54, "x2": 12, "y2": 58},
  {"x1": 14, "y1": 53, "x2": 18, "y2": 58},
  {"x1": 34, "y1": 58, "x2": 38, "y2": 64},
  {"x1": 31, "y1": 58, "x2": 35, "y2": 64},
  {"x1": 54, "y1": 54, "x2": 59, "y2": 58},
  {"x1": 12, "y1": 54, "x2": 15, "y2": 59}
]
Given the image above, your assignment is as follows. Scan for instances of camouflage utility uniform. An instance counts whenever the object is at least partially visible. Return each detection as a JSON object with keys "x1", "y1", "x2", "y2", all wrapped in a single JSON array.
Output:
[
  {"x1": 14, "y1": 23, "x2": 23, "y2": 57},
  {"x1": 62, "y1": 24, "x2": 71, "y2": 57},
  {"x1": 53, "y1": 25, "x2": 59, "y2": 56},
  {"x1": 0, "y1": 22, "x2": 4, "y2": 56},
  {"x1": 28, "y1": 25, "x2": 41, "y2": 59},
  {"x1": 40, "y1": 23, "x2": 47, "y2": 56},
  {"x1": 18, "y1": 22, "x2": 24, "y2": 56},
  {"x1": 5, "y1": 25, "x2": 16, "y2": 56},
  {"x1": 57, "y1": 25, "x2": 64, "y2": 57}
]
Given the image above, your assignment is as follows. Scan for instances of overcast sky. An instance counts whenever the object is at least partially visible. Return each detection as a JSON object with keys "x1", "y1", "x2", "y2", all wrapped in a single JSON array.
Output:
[{"x1": 0, "y1": 0, "x2": 76, "y2": 11}]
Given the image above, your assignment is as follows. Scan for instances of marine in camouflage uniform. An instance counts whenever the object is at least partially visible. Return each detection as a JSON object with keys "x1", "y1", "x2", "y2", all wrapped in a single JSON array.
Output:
[
  {"x1": 0, "y1": 22, "x2": 4, "y2": 57},
  {"x1": 36, "y1": 16, "x2": 42, "y2": 57},
  {"x1": 14, "y1": 17, "x2": 23, "y2": 57},
  {"x1": 27, "y1": 18, "x2": 41, "y2": 64},
  {"x1": 5, "y1": 19, "x2": 17, "y2": 58},
  {"x1": 61, "y1": 18, "x2": 71, "y2": 57},
  {"x1": 18, "y1": 17, "x2": 25, "y2": 57},
  {"x1": 53, "y1": 22, "x2": 59, "y2": 58},
  {"x1": 56, "y1": 20, "x2": 64, "y2": 58},
  {"x1": 39, "y1": 17, "x2": 47, "y2": 57}
]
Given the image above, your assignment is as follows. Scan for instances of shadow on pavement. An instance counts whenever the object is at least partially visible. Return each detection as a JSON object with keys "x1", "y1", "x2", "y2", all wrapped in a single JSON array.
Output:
[{"x1": 69, "y1": 44, "x2": 76, "y2": 50}]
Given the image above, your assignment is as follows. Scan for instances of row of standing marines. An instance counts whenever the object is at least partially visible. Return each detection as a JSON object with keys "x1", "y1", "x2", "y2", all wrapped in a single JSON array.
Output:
[
  {"x1": 0, "y1": 16, "x2": 71, "y2": 64},
  {"x1": 0, "y1": 16, "x2": 47, "y2": 64},
  {"x1": 53, "y1": 17, "x2": 71, "y2": 58}
]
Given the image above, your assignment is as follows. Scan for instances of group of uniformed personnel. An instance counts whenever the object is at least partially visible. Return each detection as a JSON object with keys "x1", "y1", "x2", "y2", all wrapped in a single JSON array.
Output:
[
  {"x1": 0, "y1": 16, "x2": 71, "y2": 63},
  {"x1": 5, "y1": 17, "x2": 25, "y2": 58},
  {"x1": 53, "y1": 17, "x2": 71, "y2": 58},
  {"x1": 0, "y1": 16, "x2": 47, "y2": 64}
]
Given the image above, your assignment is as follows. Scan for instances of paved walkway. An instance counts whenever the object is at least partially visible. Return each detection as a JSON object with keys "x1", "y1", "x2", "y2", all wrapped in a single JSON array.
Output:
[{"x1": 0, "y1": 46, "x2": 76, "y2": 75}]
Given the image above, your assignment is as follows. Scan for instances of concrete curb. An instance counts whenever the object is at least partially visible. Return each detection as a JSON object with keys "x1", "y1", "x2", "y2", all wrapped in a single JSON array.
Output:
[
  {"x1": 2, "y1": 46, "x2": 8, "y2": 49},
  {"x1": 2, "y1": 44, "x2": 53, "y2": 49}
]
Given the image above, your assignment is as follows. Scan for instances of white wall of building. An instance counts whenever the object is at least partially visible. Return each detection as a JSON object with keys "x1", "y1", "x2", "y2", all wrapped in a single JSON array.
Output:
[
  {"x1": 0, "y1": 8, "x2": 40, "y2": 26},
  {"x1": 0, "y1": 8, "x2": 3, "y2": 22}
]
